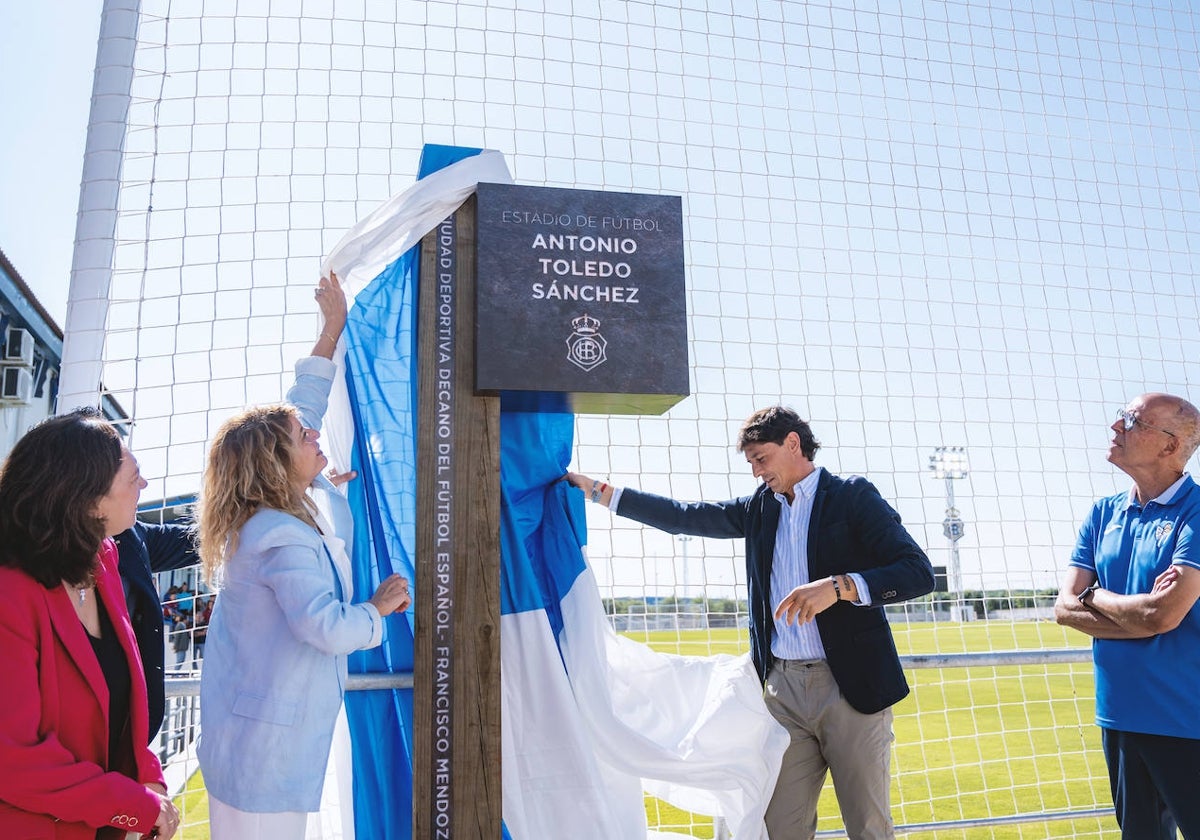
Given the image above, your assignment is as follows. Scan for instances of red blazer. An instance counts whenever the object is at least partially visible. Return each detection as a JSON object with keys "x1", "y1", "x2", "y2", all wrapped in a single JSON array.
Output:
[{"x1": 0, "y1": 539, "x2": 165, "y2": 839}]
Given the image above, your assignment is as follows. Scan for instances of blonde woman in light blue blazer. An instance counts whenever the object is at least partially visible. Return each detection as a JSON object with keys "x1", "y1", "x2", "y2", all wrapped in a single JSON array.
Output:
[{"x1": 197, "y1": 275, "x2": 411, "y2": 839}]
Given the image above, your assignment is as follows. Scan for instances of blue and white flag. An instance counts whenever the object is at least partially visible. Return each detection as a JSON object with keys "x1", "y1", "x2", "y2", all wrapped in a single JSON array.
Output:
[
  {"x1": 321, "y1": 146, "x2": 787, "y2": 840},
  {"x1": 499, "y1": 411, "x2": 787, "y2": 840},
  {"x1": 320, "y1": 143, "x2": 512, "y2": 840}
]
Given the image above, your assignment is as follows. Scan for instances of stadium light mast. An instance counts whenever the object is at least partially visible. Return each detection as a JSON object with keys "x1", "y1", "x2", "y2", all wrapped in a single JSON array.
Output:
[
  {"x1": 929, "y1": 446, "x2": 969, "y2": 622},
  {"x1": 678, "y1": 534, "x2": 693, "y2": 603}
]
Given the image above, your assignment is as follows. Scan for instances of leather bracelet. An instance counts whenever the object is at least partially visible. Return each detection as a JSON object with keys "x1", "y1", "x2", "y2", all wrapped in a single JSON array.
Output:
[{"x1": 831, "y1": 575, "x2": 842, "y2": 601}]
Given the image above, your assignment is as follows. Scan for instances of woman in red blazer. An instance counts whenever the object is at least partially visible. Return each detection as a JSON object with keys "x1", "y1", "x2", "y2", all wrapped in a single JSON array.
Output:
[{"x1": 0, "y1": 409, "x2": 180, "y2": 840}]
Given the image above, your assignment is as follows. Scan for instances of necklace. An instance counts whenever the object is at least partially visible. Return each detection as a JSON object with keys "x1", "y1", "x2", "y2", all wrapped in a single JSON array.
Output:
[{"x1": 66, "y1": 575, "x2": 95, "y2": 606}]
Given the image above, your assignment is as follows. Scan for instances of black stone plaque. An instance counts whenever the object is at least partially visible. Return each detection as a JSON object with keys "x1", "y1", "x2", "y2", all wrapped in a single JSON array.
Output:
[{"x1": 474, "y1": 182, "x2": 689, "y2": 414}]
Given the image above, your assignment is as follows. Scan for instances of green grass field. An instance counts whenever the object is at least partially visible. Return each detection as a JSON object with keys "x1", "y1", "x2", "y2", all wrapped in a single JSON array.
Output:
[
  {"x1": 174, "y1": 620, "x2": 1118, "y2": 838},
  {"x1": 632, "y1": 621, "x2": 1119, "y2": 839}
]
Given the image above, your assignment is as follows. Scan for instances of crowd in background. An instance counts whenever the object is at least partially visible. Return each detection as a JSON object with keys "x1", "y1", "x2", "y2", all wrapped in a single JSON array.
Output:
[{"x1": 162, "y1": 584, "x2": 212, "y2": 670}]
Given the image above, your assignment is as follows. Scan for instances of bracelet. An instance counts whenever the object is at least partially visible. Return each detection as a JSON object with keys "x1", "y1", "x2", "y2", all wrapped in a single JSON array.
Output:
[
  {"x1": 831, "y1": 575, "x2": 842, "y2": 601},
  {"x1": 320, "y1": 332, "x2": 339, "y2": 345},
  {"x1": 589, "y1": 480, "x2": 601, "y2": 502}
]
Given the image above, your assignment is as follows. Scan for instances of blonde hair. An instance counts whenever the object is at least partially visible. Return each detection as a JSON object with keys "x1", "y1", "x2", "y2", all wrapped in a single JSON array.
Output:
[{"x1": 197, "y1": 404, "x2": 316, "y2": 586}]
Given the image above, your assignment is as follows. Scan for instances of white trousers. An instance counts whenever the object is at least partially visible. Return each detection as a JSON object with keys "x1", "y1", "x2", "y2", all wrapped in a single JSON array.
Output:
[{"x1": 209, "y1": 794, "x2": 307, "y2": 840}]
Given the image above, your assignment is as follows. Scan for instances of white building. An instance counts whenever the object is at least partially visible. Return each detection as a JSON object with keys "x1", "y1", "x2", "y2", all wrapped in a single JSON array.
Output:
[{"x1": 0, "y1": 247, "x2": 125, "y2": 459}]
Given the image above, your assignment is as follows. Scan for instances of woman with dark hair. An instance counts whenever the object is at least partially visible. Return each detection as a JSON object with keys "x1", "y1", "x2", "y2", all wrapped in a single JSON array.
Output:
[
  {"x1": 197, "y1": 275, "x2": 411, "y2": 838},
  {"x1": 0, "y1": 409, "x2": 180, "y2": 840}
]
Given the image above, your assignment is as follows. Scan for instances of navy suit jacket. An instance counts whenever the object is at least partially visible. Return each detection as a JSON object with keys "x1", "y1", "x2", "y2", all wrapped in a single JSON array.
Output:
[
  {"x1": 114, "y1": 522, "x2": 199, "y2": 740},
  {"x1": 617, "y1": 469, "x2": 934, "y2": 714}
]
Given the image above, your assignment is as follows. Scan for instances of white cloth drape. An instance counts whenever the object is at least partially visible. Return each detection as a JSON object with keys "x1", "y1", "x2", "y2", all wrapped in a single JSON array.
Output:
[{"x1": 502, "y1": 563, "x2": 788, "y2": 840}]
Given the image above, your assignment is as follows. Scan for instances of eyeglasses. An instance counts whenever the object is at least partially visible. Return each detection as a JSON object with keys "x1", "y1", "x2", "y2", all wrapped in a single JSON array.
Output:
[{"x1": 1116, "y1": 409, "x2": 1176, "y2": 438}]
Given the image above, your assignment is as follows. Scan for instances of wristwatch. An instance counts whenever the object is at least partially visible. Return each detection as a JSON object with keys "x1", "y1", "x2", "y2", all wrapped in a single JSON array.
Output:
[{"x1": 1078, "y1": 582, "x2": 1100, "y2": 605}]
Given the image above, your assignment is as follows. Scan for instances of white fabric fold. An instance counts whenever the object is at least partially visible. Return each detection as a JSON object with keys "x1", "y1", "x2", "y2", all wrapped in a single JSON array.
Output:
[
  {"x1": 502, "y1": 563, "x2": 788, "y2": 840},
  {"x1": 321, "y1": 149, "x2": 513, "y2": 300},
  {"x1": 318, "y1": 150, "x2": 513, "y2": 486}
]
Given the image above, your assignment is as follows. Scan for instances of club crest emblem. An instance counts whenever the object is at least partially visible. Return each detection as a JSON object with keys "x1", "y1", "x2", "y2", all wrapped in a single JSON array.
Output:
[
  {"x1": 566, "y1": 313, "x2": 607, "y2": 372},
  {"x1": 1156, "y1": 521, "x2": 1174, "y2": 544}
]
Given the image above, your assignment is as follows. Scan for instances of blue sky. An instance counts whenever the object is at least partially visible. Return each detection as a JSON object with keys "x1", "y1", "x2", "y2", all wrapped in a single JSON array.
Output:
[{"x1": 0, "y1": 1, "x2": 103, "y2": 324}]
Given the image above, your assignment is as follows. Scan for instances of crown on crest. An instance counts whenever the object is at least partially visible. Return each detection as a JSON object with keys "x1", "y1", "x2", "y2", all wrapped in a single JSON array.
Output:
[{"x1": 572, "y1": 313, "x2": 601, "y2": 334}]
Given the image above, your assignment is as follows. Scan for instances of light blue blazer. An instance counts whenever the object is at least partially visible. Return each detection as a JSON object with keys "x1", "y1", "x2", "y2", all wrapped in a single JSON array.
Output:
[
  {"x1": 197, "y1": 508, "x2": 382, "y2": 812},
  {"x1": 286, "y1": 355, "x2": 356, "y2": 553}
]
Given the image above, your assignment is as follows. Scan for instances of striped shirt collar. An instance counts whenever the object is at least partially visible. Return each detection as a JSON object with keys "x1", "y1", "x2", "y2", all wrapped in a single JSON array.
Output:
[{"x1": 773, "y1": 465, "x2": 822, "y2": 506}]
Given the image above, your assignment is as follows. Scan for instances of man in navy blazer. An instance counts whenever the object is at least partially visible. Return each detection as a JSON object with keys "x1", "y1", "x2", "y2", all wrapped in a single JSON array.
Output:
[
  {"x1": 114, "y1": 521, "x2": 199, "y2": 741},
  {"x1": 567, "y1": 406, "x2": 934, "y2": 839}
]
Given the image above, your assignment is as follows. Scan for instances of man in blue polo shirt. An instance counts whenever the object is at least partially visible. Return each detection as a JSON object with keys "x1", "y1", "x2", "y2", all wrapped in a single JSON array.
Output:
[{"x1": 1056, "y1": 392, "x2": 1200, "y2": 839}]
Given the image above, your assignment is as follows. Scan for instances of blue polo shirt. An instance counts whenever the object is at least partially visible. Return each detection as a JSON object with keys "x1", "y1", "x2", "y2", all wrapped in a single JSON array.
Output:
[{"x1": 1070, "y1": 473, "x2": 1200, "y2": 739}]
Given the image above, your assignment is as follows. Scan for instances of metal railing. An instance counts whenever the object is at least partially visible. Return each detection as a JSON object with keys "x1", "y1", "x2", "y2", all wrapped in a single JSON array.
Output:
[{"x1": 163, "y1": 671, "x2": 414, "y2": 699}]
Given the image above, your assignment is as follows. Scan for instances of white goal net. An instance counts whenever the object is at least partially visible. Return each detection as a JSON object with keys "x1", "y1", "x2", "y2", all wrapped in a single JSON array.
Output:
[{"x1": 68, "y1": 0, "x2": 1200, "y2": 836}]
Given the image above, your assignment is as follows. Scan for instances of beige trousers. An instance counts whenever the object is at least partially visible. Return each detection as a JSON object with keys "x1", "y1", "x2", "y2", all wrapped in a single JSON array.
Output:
[{"x1": 763, "y1": 659, "x2": 895, "y2": 840}]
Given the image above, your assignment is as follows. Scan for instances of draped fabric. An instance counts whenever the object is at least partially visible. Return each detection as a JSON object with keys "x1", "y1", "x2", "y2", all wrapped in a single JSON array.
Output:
[
  {"x1": 338, "y1": 254, "x2": 420, "y2": 840},
  {"x1": 323, "y1": 144, "x2": 510, "y2": 840},
  {"x1": 499, "y1": 412, "x2": 787, "y2": 840},
  {"x1": 322, "y1": 145, "x2": 786, "y2": 840}
]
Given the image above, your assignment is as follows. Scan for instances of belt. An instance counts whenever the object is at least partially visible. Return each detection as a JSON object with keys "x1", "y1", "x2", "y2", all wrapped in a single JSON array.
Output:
[{"x1": 774, "y1": 658, "x2": 827, "y2": 670}]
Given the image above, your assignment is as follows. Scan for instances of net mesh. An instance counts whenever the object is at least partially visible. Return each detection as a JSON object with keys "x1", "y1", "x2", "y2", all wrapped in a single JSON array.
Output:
[{"x1": 84, "y1": 0, "x2": 1200, "y2": 835}]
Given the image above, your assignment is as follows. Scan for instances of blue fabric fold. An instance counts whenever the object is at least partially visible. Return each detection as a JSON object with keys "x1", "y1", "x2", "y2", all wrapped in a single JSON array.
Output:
[
  {"x1": 341, "y1": 143, "x2": 488, "y2": 840},
  {"x1": 499, "y1": 411, "x2": 588, "y2": 645},
  {"x1": 342, "y1": 251, "x2": 419, "y2": 839}
]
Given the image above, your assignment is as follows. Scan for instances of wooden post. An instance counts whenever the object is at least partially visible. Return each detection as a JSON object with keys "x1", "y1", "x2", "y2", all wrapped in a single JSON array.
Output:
[{"x1": 413, "y1": 195, "x2": 501, "y2": 838}]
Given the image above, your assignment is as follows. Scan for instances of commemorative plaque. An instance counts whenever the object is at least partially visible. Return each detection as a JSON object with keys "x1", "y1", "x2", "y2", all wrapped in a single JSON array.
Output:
[{"x1": 474, "y1": 182, "x2": 689, "y2": 414}]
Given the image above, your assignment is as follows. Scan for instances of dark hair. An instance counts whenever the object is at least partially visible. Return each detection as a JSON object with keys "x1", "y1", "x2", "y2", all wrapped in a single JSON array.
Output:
[
  {"x1": 0, "y1": 408, "x2": 123, "y2": 587},
  {"x1": 736, "y1": 406, "x2": 821, "y2": 460}
]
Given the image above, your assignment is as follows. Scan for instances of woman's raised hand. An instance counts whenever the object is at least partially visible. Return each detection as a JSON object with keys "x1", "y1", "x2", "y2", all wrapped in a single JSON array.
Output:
[{"x1": 313, "y1": 272, "x2": 348, "y2": 354}]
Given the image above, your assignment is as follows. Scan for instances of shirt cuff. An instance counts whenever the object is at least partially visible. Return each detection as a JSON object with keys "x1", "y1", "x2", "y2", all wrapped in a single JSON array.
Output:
[
  {"x1": 295, "y1": 354, "x2": 338, "y2": 380},
  {"x1": 608, "y1": 486, "x2": 624, "y2": 511},
  {"x1": 848, "y1": 572, "x2": 871, "y2": 606},
  {"x1": 361, "y1": 602, "x2": 385, "y2": 649}
]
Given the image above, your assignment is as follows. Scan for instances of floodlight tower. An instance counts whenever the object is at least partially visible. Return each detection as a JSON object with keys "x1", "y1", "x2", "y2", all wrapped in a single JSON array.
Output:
[
  {"x1": 929, "y1": 446, "x2": 969, "y2": 621},
  {"x1": 678, "y1": 534, "x2": 693, "y2": 602}
]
